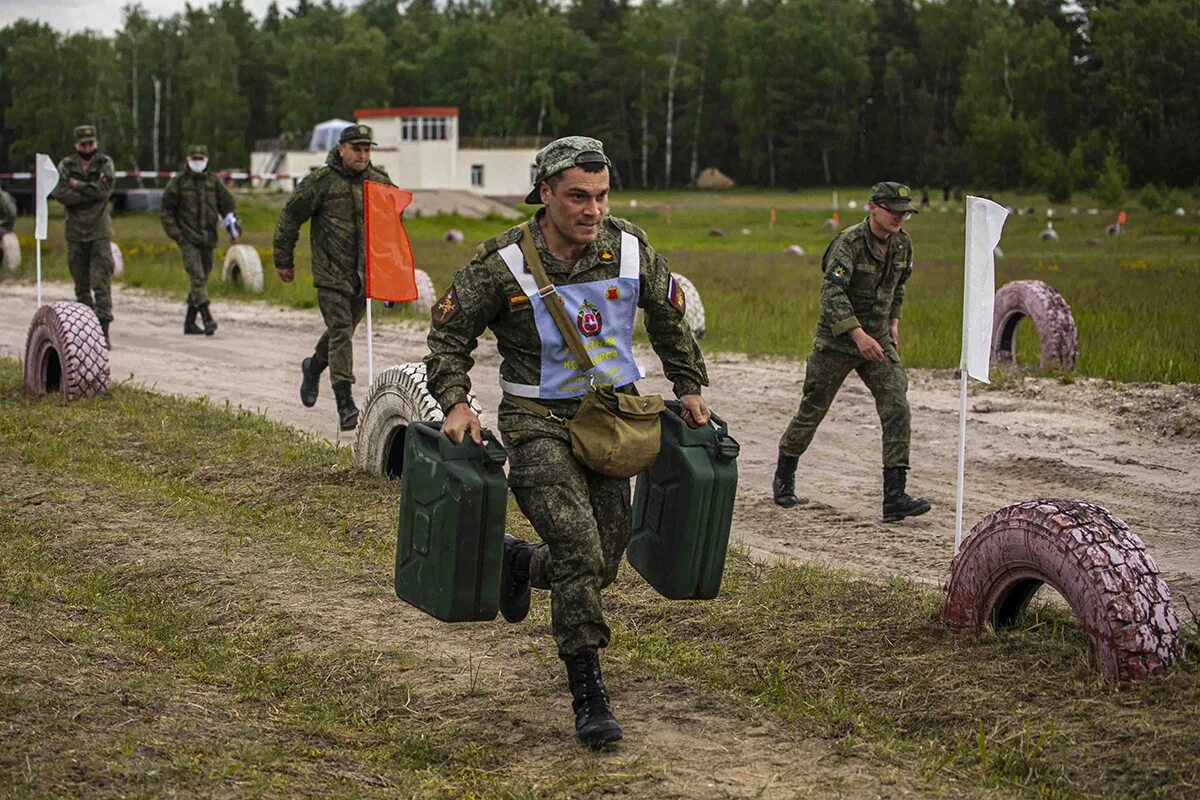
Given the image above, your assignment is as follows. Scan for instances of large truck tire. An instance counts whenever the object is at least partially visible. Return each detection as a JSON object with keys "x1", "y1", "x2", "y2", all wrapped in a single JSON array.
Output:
[
  {"x1": 110, "y1": 241, "x2": 124, "y2": 278},
  {"x1": 943, "y1": 499, "x2": 1179, "y2": 681},
  {"x1": 222, "y1": 244, "x2": 264, "y2": 293},
  {"x1": 353, "y1": 361, "x2": 483, "y2": 477},
  {"x1": 2, "y1": 231, "x2": 21, "y2": 272},
  {"x1": 404, "y1": 268, "x2": 436, "y2": 313},
  {"x1": 23, "y1": 301, "x2": 111, "y2": 401},
  {"x1": 991, "y1": 280, "x2": 1078, "y2": 370}
]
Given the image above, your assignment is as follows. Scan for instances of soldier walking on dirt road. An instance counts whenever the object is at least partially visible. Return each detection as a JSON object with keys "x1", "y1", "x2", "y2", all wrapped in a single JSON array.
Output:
[
  {"x1": 161, "y1": 144, "x2": 238, "y2": 336},
  {"x1": 424, "y1": 136, "x2": 711, "y2": 749},
  {"x1": 773, "y1": 182, "x2": 931, "y2": 523},
  {"x1": 272, "y1": 124, "x2": 394, "y2": 431},
  {"x1": 52, "y1": 124, "x2": 116, "y2": 348}
]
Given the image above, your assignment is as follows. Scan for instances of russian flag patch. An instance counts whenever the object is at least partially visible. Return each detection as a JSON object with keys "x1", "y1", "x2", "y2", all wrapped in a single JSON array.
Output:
[{"x1": 666, "y1": 274, "x2": 686, "y2": 315}]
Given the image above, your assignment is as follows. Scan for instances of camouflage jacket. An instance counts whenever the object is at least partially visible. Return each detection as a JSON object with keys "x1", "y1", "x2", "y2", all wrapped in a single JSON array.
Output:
[
  {"x1": 272, "y1": 148, "x2": 393, "y2": 295},
  {"x1": 160, "y1": 167, "x2": 236, "y2": 249},
  {"x1": 0, "y1": 190, "x2": 15, "y2": 234},
  {"x1": 52, "y1": 152, "x2": 115, "y2": 242},
  {"x1": 425, "y1": 213, "x2": 708, "y2": 431},
  {"x1": 815, "y1": 218, "x2": 913, "y2": 355}
]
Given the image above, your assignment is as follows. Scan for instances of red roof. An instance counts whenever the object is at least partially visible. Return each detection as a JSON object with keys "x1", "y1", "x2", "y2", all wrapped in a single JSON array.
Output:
[{"x1": 355, "y1": 107, "x2": 459, "y2": 118}]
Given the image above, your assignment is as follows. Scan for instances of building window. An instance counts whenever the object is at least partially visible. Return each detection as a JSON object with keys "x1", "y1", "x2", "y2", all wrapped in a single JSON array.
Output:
[
  {"x1": 470, "y1": 164, "x2": 484, "y2": 188},
  {"x1": 421, "y1": 116, "x2": 448, "y2": 141},
  {"x1": 401, "y1": 117, "x2": 420, "y2": 142}
]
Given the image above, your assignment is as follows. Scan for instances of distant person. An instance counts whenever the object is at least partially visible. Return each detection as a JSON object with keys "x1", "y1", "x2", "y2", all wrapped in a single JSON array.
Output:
[
  {"x1": 942, "y1": 181, "x2": 950, "y2": 203},
  {"x1": 272, "y1": 124, "x2": 395, "y2": 431},
  {"x1": 920, "y1": 186, "x2": 930, "y2": 210},
  {"x1": 772, "y1": 182, "x2": 931, "y2": 523},
  {"x1": 160, "y1": 144, "x2": 238, "y2": 336},
  {"x1": 52, "y1": 124, "x2": 116, "y2": 347}
]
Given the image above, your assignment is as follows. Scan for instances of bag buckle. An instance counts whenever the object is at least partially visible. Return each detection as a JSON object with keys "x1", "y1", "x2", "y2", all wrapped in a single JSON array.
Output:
[{"x1": 535, "y1": 283, "x2": 557, "y2": 299}]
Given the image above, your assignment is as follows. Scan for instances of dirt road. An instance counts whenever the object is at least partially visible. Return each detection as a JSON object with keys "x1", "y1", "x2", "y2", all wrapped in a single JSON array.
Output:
[{"x1": 4, "y1": 283, "x2": 1198, "y2": 605}]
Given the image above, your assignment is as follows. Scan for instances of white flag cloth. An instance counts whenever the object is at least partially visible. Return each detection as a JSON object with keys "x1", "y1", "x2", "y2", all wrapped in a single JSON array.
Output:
[
  {"x1": 34, "y1": 153, "x2": 60, "y2": 240},
  {"x1": 961, "y1": 196, "x2": 1010, "y2": 382}
]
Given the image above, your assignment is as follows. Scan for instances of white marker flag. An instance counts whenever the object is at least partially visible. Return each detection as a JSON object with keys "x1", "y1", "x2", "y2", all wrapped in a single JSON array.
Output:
[
  {"x1": 35, "y1": 153, "x2": 59, "y2": 240},
  {"x1": 954, "y1": 196, "x2": 1009, "y2": 553},
  {"x1": 961, "y1": 196, "x2": 1010, "y2": 383}
]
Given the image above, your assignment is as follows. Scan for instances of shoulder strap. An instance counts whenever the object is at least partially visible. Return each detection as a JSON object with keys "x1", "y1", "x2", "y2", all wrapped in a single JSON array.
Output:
[{"x1": 517, "y1": 221, "x2": 595, "y2": 373}]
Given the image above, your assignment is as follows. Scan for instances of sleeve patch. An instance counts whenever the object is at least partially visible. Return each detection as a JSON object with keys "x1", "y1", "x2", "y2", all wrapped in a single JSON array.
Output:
[
  {"x1": 666, "y1": 274, "x2": 686, "y2": 315},
  {"x1": 828, "y1": 260, "x2": 850, "y2": 286},
  {"x1": 432, "y1": 286, "x2": 461, "y2": 327}
]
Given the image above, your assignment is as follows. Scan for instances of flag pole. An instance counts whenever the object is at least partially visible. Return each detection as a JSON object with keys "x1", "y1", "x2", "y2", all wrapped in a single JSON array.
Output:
[
  {"x1": 954, "y1": 198, "x2": 976, "y2": 555},
  {"x1": 366, "y1": 297, "x2": 374, "y2": 386},
  {"x1": 36, "y1": 241, "x2": 42, "y2": 307}
]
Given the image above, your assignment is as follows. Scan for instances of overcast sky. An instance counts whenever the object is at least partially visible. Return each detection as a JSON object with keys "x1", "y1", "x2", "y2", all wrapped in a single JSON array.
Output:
[{"x1": 0, "y1": 0, "x2": 315, "y2": 36}]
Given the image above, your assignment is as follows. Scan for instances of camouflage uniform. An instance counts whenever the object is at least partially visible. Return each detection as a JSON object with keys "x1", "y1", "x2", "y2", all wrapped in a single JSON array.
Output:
[
  {"x1": 52, "y1": 131, "x2": 116, "y2": 323},
  {"x1": 778, "y1": 215, "x2": 914, "y2": 468},
  {"x1": 273, "y1": 146, "x2": 393, "y2": 384},
  {"x1": 425, "y1": 213, "x2": 707, "y2": 657},
  {"x1": 160, "y1": 150, "x2": 236, "y2": 308},
  {"x1": 0, "y1": 189, "x2": 16, "y2": 234}
]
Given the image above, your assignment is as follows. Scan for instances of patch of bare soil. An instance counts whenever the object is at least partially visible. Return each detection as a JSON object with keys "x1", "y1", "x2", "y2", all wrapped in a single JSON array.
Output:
[{"x1": 2, "y1": 281, "x2": 1198, "y2": 607}]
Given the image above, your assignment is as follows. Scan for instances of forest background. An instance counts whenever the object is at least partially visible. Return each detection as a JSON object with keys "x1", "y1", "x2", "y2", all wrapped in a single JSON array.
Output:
[{"x1": 1, "y1": 0, "x2": 1198, "y2": 200}]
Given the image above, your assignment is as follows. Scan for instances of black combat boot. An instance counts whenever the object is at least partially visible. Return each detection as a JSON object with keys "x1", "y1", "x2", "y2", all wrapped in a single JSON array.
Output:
[
  {"x1": 100, "y1": 319, "x2": 111, "y2": 349},
  {"x1": 564, "y1": 650, "x2": 623, "y2": 749},
  {"x1": 332, "y1": 380, "x2": 359, "y2": 431},
  {"x1": 299, "y1": 356, "x2": 327, "y2": 407},
  {"x1": 499, "y1": 534, "x2": 538, "y2": 623},
  {"x1": 197, "y1": 303, "x2": 218, "y2": 336},
  {"x1": 772, "y1": 454, "x2": 801, "y2": 507},
  {"x1": 882, "y1": 467, "x2": 932, "y2": 523},
  {"x1": 184, "y1": 304, "x2": 203, "y2": 335}
]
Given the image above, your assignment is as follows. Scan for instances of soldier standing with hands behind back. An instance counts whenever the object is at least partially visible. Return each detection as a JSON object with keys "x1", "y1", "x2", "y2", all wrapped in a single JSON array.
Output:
[
  {"x1": 273, "y1": 124, "x2": 394, "y2": 431},
  {"x1": 773, "y1": 182, "x2": 931, "y2": 523},
  {"x1": 161, "y1": 144, "x2": 238, "y2": 336},
  {"x1": 53, "y1": 124, "x2": 116, "y2": 347}
]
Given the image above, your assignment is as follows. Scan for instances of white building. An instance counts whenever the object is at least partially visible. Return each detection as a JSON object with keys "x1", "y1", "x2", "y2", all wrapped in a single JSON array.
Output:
[{"x1": 250, "y1": 107, "x2": 541, "y2": 199}]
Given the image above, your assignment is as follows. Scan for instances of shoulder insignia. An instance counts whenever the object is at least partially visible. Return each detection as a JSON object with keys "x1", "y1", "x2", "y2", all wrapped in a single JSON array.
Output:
[
  {"x1": 666, "y1": 273, "x2": 686, "y2": 315},
  {"x1": 827, "y1": 260, "x2": 850, "y2": 286},
  {"x1": 609, "y1": 216, "x2": 650, "y2": 245},
  {"x1": 432, "y1": 286, "x2": 460, "y2": 327},
  {"x1": 474, "y1": 227, "x2": 521, "y2": 259}
]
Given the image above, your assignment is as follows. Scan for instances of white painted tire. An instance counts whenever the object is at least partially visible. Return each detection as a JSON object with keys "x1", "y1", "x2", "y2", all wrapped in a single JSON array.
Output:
[
  {"x1": 353, "y1": 361, "x2": 483, "y2": 477},
  {"x1": 673, "y1": 273, "x2": 706, "y2": 339},
  {"x1": 110, "y1": 241, "x2": 123, "y2": 278},
  {"x1": 404, "y1": 268, "x2": 436, "y2": 313},
  {"x1": 2, "y1": 231, "x2": 21, "y2": 272},
  {"x1": 222, "y1": 244, "x2": 264, "y2": 293}
]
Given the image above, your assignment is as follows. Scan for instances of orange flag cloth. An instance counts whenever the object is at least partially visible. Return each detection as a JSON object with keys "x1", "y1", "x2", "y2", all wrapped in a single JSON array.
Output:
[{"x1": 364, "y1": 180, "x2": 417, "y2": 302}]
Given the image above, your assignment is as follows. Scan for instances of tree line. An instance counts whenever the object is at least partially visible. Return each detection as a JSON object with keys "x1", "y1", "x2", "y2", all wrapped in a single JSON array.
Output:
[{"x1": 1, "y1": 0, "x2": 1197, "y2": 199}]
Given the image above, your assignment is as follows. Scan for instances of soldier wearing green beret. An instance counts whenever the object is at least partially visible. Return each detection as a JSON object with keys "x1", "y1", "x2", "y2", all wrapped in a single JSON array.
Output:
[
  {"x1": 52, "y1": 124, "x2": 116, "y2": 347},
  {"x1": 773, "y1": 182, "x2": 932, "y2": 523},
  {"x1": 161, "y1": 144, "x2": 238, "y2": 336},
  {"x1": 425, "y1": 135, "x2": 711, "y2": 748},
  {"x1": 273, "y1": 124, "x2": 394, "y2": 431}
]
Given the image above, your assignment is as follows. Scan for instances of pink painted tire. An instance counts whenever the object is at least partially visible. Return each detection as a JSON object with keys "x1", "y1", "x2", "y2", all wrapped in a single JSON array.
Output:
[
  {"x1": 991, "y1": 280, "x2": 1078, "y2": 370},
  {"x1": 943, "y1": 500, "x2": 1179, "y2": 681},
  {"x1": 23, "y1": 301, "x2": 111, "y2": 401}
]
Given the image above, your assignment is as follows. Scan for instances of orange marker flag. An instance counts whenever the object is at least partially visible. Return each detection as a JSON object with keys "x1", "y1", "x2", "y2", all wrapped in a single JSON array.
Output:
[
  {"x1": 770, "y1": 208, "x2": 777, "y2": 224},
  {"x1": 364, "y1": 180, "x2": 417, "y2": 302}
]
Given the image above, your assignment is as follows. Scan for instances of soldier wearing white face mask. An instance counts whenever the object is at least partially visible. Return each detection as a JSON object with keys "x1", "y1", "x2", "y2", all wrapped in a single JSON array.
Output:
[{"x1": 160, "y1": 144, "x2": 239, "y2": 335}]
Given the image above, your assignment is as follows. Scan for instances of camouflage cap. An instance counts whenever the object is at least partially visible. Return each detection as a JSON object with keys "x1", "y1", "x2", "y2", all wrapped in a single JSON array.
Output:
[
  {"x1": 524, "y1": 135, "x2": 612, "y2": 204},
  {"x1": 870, "y1": 181, "x2": 918, "y2": 214},
  {"x1": 340, "y1": 124, "x2": 377, "y2": 145},
  {"x1": 187, "y1": 144, "x2": 208, "y2": 158},
  {"x1": 74, "y1": 125, "x2": 97, "y2": 143}
]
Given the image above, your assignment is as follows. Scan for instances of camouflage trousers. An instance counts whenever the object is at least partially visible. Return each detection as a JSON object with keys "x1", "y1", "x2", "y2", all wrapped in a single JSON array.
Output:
[
  {"x1": 500, "y1": 412, "x2": 629, "y2": 659},
  {"x1": 180, "y1": 243, "x2": 214, "y2": 307},
  {"x1": 778, "y1": 345, "x2": 911, "y2": 468},
  {"x1": 67, "y1": 239, "x2": 114, "y2": 323},
  {"x1": 314, "y1": 287, "x2": 366, "y2": 384}
]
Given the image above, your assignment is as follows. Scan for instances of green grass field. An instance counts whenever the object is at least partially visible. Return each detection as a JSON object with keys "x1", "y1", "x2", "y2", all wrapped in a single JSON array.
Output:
[
  {"x1": 2, "y1": 361, "x2": 1199, "y2": 797},
  {"x1": 6, "y1": 186, "x2": 1198, "y2": 382}
]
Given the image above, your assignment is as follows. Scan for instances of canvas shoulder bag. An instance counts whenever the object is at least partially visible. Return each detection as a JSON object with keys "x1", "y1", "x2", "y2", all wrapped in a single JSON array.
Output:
[{"x1": 514, "y1": 221, "x2": 663, "y2": 478}]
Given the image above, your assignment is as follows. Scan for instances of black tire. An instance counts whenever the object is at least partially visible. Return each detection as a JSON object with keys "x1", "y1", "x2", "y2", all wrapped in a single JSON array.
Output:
[
  {"x1": 353, "y1": 362, "x2": 483, "y2": 477},
  {"x1": 23, "y1": 301, "x2": 111, "y2": 401},
  {"x1": 2, "y1": 231, "x2": 21, "y2": 272},
  {"x1": 222, "y1": 244, "x2": 264, "y2": 293},
  {"x1": 943, "y1": 499, "x2": 1180, "y2": 680},
  {"x1": 991, "y1": 280, "x2": 1078, "y2": 370}
]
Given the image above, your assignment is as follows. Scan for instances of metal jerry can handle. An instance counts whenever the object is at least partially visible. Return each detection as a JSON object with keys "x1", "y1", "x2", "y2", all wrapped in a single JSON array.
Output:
[{"x1": 704, "y1": 410, "x2": 741, "y2": 463}]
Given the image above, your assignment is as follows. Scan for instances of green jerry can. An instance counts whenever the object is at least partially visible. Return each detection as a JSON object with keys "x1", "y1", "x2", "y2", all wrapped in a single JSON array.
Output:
[
  {"x1": 394, "y1": 421, "x2": 508, "y2": 622},
  {"x1": 628, "y1": 401, "x2": 741, "y2": 599}
]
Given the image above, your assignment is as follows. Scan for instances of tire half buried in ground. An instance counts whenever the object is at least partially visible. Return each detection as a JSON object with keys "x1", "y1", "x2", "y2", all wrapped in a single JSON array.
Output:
[
  {"x1": 943, "y1": 499, "x2": 1180, "y2": 681},
  {"x1": 353, "y1": 362, "x2": 482, "y2": 477},
  {"x1": 991, "y1": 279, "x2": 1078, "y2": 370},
  {"x1": 404, "y1": 268, "x2": 436, "y2": 314},
  {"x1": 2, "y1": 231, "x2": 21, "y2": 272},
  {"x1": 674, "y1": 273, "x2": 706, "y2": 338},
  {"x1": 222, "y1": 244, "x2": 264, "y2": 293},
  {"x1": 110, "y1": 241, "x2": 124, "y2": 278},
  {"x1": 23, "y1": 301, "x2": 111, "y2": 400}
]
